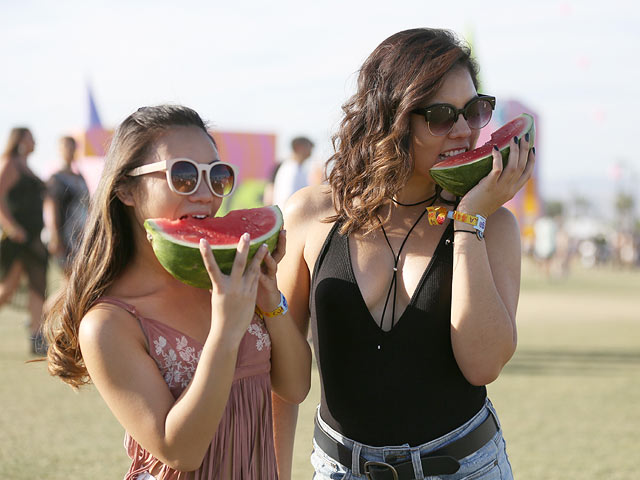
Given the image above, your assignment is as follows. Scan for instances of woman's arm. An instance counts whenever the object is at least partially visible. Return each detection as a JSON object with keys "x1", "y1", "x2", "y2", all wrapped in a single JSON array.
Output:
[
  {"x1": 257, "y1": 230, "x2": 312, "y2": 404},
  {"x1": 450, "y1": 136, "x2": 535, "y2": 386},
  {"x1": 43, "y1": 194, "x2": 63, "y2": 256},
  {"x1": 271, "y1": 188, "x2": 317, "y2": 480},
  {"x1": 80, "y1": 235, "x2": 269, "y2": 471},
  {"x1": 0, "y1": 160, "x2": 26, "y2": 242}
]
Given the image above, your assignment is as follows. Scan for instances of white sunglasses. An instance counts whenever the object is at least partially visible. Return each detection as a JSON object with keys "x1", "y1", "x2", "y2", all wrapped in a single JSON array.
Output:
[{"x1": 127, "y1": 158, "x2": 237, "y2": 197}]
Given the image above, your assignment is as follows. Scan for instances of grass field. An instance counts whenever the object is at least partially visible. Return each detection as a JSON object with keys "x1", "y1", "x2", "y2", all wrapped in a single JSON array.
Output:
[{"x1": 1, "y1": 259, "x2": 639, "y2": 479}]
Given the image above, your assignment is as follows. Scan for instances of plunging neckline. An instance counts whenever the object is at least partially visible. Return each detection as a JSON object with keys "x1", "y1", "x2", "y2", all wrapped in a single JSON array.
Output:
[{"x1": 344, "y1": 223, "x2": 452, "y2": 334}]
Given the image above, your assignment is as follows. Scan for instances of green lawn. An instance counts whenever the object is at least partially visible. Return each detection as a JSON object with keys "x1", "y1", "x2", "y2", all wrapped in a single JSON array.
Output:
[{"x1": 1, "y1": 259, "x2": 638, "y2": 479}]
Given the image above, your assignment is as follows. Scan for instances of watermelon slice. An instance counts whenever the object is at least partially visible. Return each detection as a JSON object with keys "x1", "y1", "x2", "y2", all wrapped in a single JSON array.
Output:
[
  {"x1": 144, "y1": 206, "x2": 283, "y2": 289},
  {"x1": 429, "y1": 113, "x2": 535, "y2": 197}
]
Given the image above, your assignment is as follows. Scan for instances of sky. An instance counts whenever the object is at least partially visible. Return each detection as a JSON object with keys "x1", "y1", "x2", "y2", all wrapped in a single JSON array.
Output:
[{"x1": 1, "y1": 0, "x2": 639, "y2": 211}]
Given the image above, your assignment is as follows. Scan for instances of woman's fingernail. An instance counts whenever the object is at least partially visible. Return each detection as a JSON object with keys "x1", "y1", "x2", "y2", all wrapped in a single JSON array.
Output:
[
  {"x1": 242, "y1": 232, "x2": 250, "y2": 241},
  {"x1": 532, "y1": 147, "x2": 536, "y2": 155},
  {"x1": 200, "y1": 238, "x2": 207, "y2": 247},
  {"x1": 493, "y1": 145, "x2": 499, "y2": 151},
  {"x1": 525, "y1": 133, "x2": 530, "y2": 142},
  {"x1": 513, "y1": 136, "x2": 518, "y2": 144}
]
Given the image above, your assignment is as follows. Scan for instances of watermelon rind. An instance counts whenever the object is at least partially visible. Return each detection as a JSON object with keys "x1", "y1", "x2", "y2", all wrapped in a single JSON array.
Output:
[
  {"x1": 429, "y1": 113, "x2": 535, "y2": 197},
  {"x1": 144, "y1": 206, "x2": 283, "y2": 289}
]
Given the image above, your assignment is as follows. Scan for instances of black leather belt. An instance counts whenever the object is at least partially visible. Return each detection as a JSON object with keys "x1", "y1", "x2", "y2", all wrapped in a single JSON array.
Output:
[{"x1": 313, "y1": 413, "x2": 499, "y2": 480}]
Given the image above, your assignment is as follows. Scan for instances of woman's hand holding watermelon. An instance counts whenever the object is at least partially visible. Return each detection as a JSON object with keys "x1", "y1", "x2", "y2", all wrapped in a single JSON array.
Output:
[
  {"x1": 457, "y1": 134, "x2": 536, "y2": 219},
  {"x1": 199, "y1": 233, "x2": 269, "y2": 345},
  {"x1": 256, "y1": 229, "x2": 287, "y2": 314}
]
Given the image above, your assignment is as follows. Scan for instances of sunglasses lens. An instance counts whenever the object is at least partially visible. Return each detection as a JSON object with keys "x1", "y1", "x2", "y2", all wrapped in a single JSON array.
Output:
[
  {"x1": 466, "y1": 99, "x2": 493, "y2": 130},
  {"x1": 209, "y1": 163, "x2": 235, "y2": 197},
  {"x1": 428, "y1": 105, "x2": 457, "y2": 136},
  {"x1": 170, "y1": 161, "x2": 199, "y2": 194}
]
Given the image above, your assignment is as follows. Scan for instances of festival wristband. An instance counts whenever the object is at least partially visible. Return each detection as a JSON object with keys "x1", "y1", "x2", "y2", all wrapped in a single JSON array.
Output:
[
  {"x1": 255, "y1": 291, "x2": 289, "y2": 319},
  {"x1": 426, "y1": 207, "x2": 486, "y2": 240},
  {"x1": 448, "y1": 210, "x2": 486, "y2": 239}
]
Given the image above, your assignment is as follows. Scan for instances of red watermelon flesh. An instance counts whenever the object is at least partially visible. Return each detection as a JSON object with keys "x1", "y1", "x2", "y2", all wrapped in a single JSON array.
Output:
[
  {"x1": 144, "y1": 206, "x2": 283, "y2": 288},
  {"x1": 429, "y1": 113, "x2": 535, "y2": 196},
  {"x1": 158, "y1": 208, "x2": 279, "y2": 245}
]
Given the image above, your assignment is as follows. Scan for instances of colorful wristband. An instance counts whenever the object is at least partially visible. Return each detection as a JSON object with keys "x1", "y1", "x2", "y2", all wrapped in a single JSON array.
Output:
[
  {"x1": 447, "y1": 210, "x2": 486, "y2": 240},
  {"x1": 255, "y1": 292, "x2": 289, "y2": 319},
  {"x1": 426, "y1": 207, "x2": 486, "y2": 240}
]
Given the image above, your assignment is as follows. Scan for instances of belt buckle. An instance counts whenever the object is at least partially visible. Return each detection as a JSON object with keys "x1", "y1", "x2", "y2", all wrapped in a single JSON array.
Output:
[{"x1": 363, "y1": 461, "x2": 399, "y2": 480}]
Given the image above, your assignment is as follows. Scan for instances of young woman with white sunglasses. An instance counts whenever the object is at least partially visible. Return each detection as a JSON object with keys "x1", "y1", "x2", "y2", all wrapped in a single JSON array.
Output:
[{"x1": 43, "y1": 105, "x2": 311, "y2": 479}]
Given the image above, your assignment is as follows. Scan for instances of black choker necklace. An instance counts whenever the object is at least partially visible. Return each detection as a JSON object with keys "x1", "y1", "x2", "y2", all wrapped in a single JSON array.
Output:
[{"x1": 391, "y1": 191, "x2": 438, "y2": 207}]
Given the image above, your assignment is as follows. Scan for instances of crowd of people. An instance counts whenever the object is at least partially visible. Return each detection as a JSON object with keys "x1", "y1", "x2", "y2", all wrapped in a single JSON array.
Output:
[
  {"x1": 0, "y1": 27, "x2": 548, "y2": 480},
  {"x1": 530, "y1": 212, "x2": 639, "y2": 278}
]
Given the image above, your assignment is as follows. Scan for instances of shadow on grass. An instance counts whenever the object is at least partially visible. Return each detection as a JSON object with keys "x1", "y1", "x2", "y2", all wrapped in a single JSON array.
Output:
[{"x1": 503, "y1": 348, "x2": 640, "y2": 376}]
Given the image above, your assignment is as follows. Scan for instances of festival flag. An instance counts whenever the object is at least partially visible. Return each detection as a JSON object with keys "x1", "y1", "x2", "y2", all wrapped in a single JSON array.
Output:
[{"x1": 83, "y1": 84, "x2": 112, "y2": 157}]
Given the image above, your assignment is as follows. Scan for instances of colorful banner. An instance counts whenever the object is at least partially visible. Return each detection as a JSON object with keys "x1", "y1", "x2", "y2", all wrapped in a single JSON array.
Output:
[
  {"x1": 212, "y1": 131, "x2": 276, "y2": 212},
  {"x1": 211, "y1": 131, "x2": 276, "y2": 183}
]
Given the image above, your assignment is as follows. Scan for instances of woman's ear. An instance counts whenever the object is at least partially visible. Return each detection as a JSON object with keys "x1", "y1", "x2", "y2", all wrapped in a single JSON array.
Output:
[{"x1": 116, "y1": 184, "x2": 136, "y2": 207}]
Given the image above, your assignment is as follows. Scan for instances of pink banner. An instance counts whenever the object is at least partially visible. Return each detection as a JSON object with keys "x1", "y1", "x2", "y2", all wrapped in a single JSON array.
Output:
[{"x1": 211, "y1": 131, "x2": 276, "y2": 183}]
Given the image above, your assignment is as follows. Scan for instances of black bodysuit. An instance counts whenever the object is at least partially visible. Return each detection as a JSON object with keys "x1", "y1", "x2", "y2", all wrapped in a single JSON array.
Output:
[{"x1": 310, "y1": 221, "x2": 486, "y2": 447}]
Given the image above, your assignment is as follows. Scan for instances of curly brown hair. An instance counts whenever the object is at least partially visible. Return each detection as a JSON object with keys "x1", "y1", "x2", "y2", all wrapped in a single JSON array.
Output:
[
  {"x1": 327, "y1": 28, "x2": 479, "y2": 235},
  {"x1": 42, "y1": 105, "x2": 213, "y2": 388}
]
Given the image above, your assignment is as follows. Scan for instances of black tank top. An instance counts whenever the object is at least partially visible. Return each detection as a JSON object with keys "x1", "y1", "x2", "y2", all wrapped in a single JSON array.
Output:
[{"x1": 310, "y1": 221, "x2": 486, "y2": 446}]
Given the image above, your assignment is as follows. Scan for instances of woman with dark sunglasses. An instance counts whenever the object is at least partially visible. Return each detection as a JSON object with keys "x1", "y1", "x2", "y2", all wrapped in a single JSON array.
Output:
[
  {"x1": 43, "y1": 105, "x2": 311, "y2": 479},
  {"x1": 275, "y1": 29, "x2": 534, "y2": 479}
]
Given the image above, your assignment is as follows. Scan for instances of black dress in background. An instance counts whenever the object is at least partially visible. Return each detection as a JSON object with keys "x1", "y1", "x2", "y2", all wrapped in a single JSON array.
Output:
[{"x1": 0, "y1": 167, "x2": 48, "y2": 298}]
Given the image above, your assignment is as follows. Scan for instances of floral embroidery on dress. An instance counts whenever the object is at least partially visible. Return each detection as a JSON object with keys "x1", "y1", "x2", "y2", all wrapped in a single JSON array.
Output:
[
  {"x1": 247, "y1": 322, "x2": 271, "y2": 351},
  {"x1": 153, "y1": 335, "x2": 201, "y2": 388}
]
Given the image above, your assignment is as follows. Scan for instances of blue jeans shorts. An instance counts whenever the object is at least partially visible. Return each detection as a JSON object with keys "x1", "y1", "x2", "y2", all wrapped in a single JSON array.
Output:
[{"x1": 311, "y1": 398, "x2": 513, "y2": 480}]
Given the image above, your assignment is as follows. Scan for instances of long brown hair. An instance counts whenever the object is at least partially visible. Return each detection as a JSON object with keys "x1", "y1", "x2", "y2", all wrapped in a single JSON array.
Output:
[
  {"x1": 44, "y1": 105, "x2": 212, "y2": 388},
  {"x1": 327, "y1": 28, "x2": 479, "y2": 235},
  {"x1": 2, "y1": 127, "x2": 31, "y2": 159}
]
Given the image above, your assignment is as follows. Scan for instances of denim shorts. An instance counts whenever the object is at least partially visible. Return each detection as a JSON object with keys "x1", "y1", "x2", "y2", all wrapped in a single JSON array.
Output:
[{"x1": 311, "y1": 398, "x2": 513, "y2": 480}]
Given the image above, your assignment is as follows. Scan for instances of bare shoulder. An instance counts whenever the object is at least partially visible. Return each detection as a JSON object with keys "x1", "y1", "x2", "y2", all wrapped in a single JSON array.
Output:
[
  {"x1": 79, "y1": 302, "x2": 146, "y2": 356},
  {"x1": 0, "y1": 158, "x2": 18, "y2": 189},
  {"x1": 283, "y1": 184, "x2": 334, "y2": 227},
  {"x1": 281, "y1": 184, "x2": 336, "y2": 276}
]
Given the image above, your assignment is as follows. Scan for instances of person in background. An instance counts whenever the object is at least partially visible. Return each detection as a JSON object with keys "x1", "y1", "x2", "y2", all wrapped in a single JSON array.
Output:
[
  {"x1": 262, "y1": 161, "x2": 281, "y2": 207},
  {"x1": 44, "y1": 136, "x2": 89, "y2": 274},
  {"x1": 271, "y1": 136, "x2": 319, "y2": 207},
  {"x1": 274, "y1": 28, "x2": 535, "y2": 479},
  {"x1": 533, "y1": 214, "x2": 557, "y2": 277},
  {"x1": 0, "y1": 127, "x2": 48, "y2": 355},
  {"x1": 43, "y1": 105, "x2": 310, "y2": 479}
]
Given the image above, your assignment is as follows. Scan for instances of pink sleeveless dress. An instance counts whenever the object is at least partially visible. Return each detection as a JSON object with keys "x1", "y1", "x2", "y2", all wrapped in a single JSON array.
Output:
[{"x1": 94, "y1": 297, "x2": 278, "y2": 480}]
